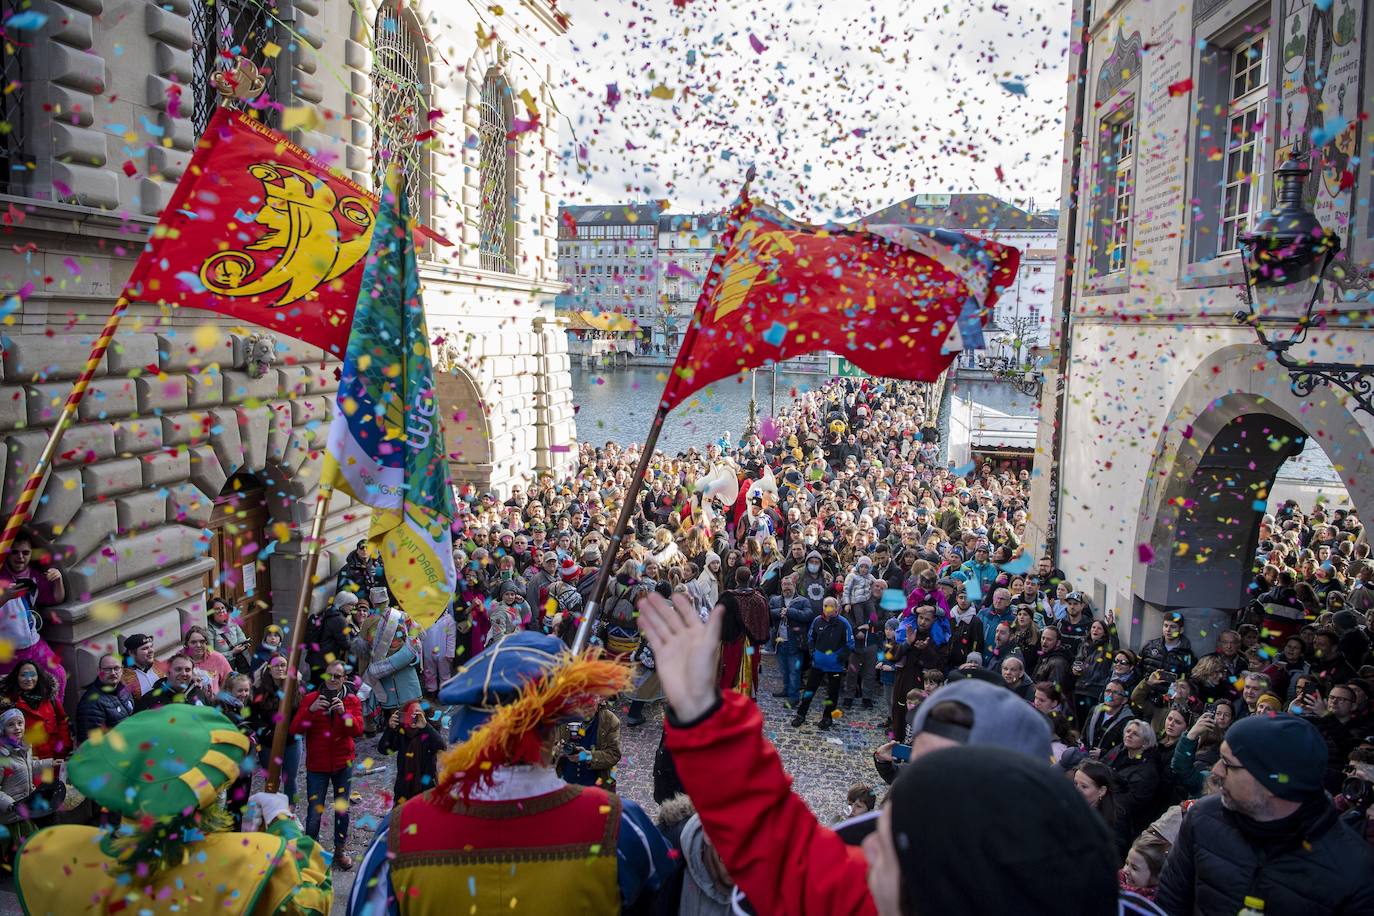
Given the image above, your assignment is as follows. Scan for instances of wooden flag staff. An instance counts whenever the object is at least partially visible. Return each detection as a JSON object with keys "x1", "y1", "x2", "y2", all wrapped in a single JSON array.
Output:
[{"x1": 572, "y1": 166, "x2": 756, "y2": 652}]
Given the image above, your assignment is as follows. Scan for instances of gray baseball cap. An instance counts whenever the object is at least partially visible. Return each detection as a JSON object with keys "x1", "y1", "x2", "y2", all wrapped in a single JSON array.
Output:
[{"x1": 909, "y1": 678, "x2": 1052, "y2": 762}]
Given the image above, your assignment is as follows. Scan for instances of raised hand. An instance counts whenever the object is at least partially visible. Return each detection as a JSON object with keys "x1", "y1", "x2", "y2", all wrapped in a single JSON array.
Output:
[{"x1": 636, "y1": 590, "x2": 723, "y2": 722}]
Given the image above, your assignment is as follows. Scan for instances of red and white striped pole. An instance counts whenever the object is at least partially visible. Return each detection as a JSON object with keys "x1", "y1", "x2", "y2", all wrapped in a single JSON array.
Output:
[{"x1": 0, "y1": 271, "x2": 144, "y2": 568}]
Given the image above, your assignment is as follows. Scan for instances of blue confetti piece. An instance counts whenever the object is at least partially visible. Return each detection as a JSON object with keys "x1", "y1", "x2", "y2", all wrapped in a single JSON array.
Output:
[
  {"x1": 952, "y1": 461, "x2": 976, "y2": 476},
  {"x1": 999, "y1": 79, "x2": 1027, "y2": 96},
  {"x1": 175, "y1": 271, "x2": 205, "y2": 292},
  {"x1": 998, "y1": 553, "x2": 1034, "y2": 575},
  {"x1": 1252, "y1": 500, "x2": 1267, "y2": 511},
  {"x1": 5, "y1": 11, "x2": 47, "y2": 29},
  {"x1": 762, "y1": 321, "x2": 787, "y2": 346},
  {"x1": 1311, "y1": 115, "x2": 1347, "y2": 147}
]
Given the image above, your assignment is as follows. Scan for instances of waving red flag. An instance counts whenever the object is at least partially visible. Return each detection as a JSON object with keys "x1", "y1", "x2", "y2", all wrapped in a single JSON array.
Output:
[
  {"x1": 133, "y1": 108, "x2": 377, "y2": 356},
  {"x1": 659, "y1": 194, "x2": 1021, "y2": 412}
]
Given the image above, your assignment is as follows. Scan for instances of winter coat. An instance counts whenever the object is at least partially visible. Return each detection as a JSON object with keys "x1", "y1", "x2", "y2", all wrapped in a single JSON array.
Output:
[
  {"x1": 7, "y1": 695, "x2": 71, "y2": 759},
  {"x1": 208, "y1": 619, "x2": 250, "y2": 672},
  {"x1": 365, "y1": 611, "x2": 423, "y2": 709},
  {"x1": 1138, "y1": 635, "x2": 1196, "y2": 680},
  {"x1": 796, "y1": 566, "x2": 832, "y2": 613},
  {"x1": 74, "y1": 680, "x2": 135, "y2": 743},
  {"x1": 664, "y1": 692, "x2": 874, "y2": 916},
  {"x1": 1074, "y1": 635, "x2": 1120, "y2": 700},
  {"x1": 302, "y1": 605, "x2": 352, "y2": 682},
  {"x1": 842, "y1": 571, "x2": 876, "y2": 609},
  {"x1": 289, "y1": 687, "x2": 365, "y2": 773},
  {"x1": 0, "y1": 742, "x2": 52, "y2": 825},
  {"x1": 135, "y1": 678, "x2": 210, "y2": 712},
  {"x1": 377, "y1": 718, "x2": 444, "y2": 801},
  {"x1": 1104, "y1": 745, "x2": 1162, "y2": 853},
  {"x1": 775, "y1": 597, "x2": 817, "y2": 652},
  {"x1": 1157, "y1": 794, "x2": 1374, "y2": 916},
  {"x1": 678, "y1": 813, "x2": 733, "y2": 916},
  {"x1": 555, "y1": 704, "x2": 623, "y2": 791},
  {"x1": 420, "y1": 613, "x2": 457, "y2": 693},
  {"x1": 806, "y1": 614, "x2": 854, "y2": 673}
]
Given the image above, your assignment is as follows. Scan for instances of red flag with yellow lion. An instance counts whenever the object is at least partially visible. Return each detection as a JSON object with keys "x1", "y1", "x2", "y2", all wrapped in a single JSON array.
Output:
[{"x1": 132, "y1": 108, "x2": 378, "y2": 356}]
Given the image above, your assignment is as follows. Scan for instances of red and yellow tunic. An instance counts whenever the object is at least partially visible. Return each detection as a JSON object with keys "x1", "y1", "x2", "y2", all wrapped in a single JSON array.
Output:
[{"x1": 388, "y1": 783, "x2": 622, "y2": 915}]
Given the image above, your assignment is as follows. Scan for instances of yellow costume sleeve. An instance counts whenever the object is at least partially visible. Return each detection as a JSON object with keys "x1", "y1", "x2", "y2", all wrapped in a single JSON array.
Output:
[{"x1": 259, "y1": 816, "x2": 333, "y2": 916}]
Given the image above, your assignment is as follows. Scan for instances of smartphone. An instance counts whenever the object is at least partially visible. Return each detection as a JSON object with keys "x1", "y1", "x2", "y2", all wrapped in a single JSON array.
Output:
[{"x1": 891, "y1": 743, "x2": 912, "y2": 763}]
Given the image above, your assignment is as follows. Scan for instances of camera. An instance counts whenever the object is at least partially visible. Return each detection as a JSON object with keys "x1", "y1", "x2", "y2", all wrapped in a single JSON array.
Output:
[{"x1": 1341, "y1": 775, "x2": 1373, "y2": 815}]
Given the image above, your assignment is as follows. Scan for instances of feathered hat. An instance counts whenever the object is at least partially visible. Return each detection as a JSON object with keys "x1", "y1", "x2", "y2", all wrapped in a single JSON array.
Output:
[{"x1": 436, "y1": 631, "x2": 631, "y2": 796}]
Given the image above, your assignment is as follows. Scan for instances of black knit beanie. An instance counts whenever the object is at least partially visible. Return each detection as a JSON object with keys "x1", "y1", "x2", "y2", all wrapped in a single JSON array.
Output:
[{"x1": 886, "y1": 746, "x2": 1118, "y2": 916}]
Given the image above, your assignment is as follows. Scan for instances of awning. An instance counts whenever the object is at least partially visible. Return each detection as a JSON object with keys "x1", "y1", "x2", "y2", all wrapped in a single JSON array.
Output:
[{"x1": 567, "y1": 310, "x2": 640, "y2": 332}]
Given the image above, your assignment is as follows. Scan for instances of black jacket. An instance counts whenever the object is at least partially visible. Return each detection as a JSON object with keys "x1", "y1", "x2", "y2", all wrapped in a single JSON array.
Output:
[
  {"x1": 303, "y1": 606, "x2": 352, "y2": 682},
  {"x1": 1104, "y1": 745, "x2": 1162, "y2": 856},
  {"x1": 1157, "y1": 794, "x2": 1374, "y2": 915},
  {"x1": 378, "y1": 719, "x2": 444, "y2": 801},
  {"x1": 74, "y1": 680, "x2": 136, "y2": 743},
  {"x1": 1139, "y1": 635, "x2": 1196, "y2": 680},
  {"x1": 135, "y1": 678, "x2": 209, "y2": 712}
]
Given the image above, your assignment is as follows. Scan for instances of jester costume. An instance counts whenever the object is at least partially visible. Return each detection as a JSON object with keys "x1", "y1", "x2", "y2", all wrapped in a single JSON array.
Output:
[
  {"x1": 15, "y1": 705, "x2": 331, "y2": 916},
  {"x1": 348, "y1": 631, "x2": 675, "y2": 915}
]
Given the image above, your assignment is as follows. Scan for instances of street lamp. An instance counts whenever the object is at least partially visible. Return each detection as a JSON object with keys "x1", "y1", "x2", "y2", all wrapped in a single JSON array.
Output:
[{"x1": 1233, "y1": 154, "x2": 1372, "y2": 415}]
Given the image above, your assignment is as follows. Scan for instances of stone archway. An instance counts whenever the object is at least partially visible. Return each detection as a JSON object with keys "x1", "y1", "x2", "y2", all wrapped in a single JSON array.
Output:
[
  {"x1": 1130, "y1": 344, "x2": 1374, "y2": 650},
  {"x1": 435, "y1": 365, "x2": 494, "y2": 492}
]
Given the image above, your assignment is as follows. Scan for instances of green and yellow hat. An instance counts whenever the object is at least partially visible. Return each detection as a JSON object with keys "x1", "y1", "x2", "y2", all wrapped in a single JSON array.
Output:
[{"x1": 68, "y1": 705, "x2": 251, "y2": 819}]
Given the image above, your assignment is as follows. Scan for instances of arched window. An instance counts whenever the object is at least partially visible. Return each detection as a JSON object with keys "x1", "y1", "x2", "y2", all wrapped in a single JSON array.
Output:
[
  {"x1": 478, "y1": 68, "x2": 515, "y2": 273},
  {"x1": 372, "y1": 0, "x2": 429, "y2": 223}
]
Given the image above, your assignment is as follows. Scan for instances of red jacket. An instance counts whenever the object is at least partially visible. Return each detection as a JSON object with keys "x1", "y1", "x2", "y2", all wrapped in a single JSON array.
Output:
[
  {"x1": 665, "y1": 691, "x2": 874, "y2": 916},
  {"x1": 289, "y1": 689, "x2": 364, "y2": 773},
  {"x1": 12, "y1": 696, "x2": 72, "y2": 760}
]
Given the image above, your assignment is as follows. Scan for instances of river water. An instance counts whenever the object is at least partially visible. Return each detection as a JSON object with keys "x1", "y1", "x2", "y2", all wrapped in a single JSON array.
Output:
[{"x1": 569, "y1": 365, "x2": 827, "y2": 453}]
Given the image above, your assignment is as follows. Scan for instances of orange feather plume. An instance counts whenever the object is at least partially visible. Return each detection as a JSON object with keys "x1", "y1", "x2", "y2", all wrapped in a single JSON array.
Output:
[{"x1": 437, "y1": 650, "x2": 632, "y2": 796}]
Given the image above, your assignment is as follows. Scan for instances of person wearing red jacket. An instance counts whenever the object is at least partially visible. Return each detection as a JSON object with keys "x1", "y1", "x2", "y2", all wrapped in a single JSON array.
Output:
[
  {"x1": 635, "y1": 590, "x2": 1126, "y2": 916},
  {"x1": 289, "y1": 659, "x2": 364, "y2": 869}
]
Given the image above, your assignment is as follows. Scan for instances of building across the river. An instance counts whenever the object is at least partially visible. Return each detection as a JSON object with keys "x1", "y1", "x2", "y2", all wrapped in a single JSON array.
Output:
[
  {"x1": 862, "y1": 194, "x2": 1059, "y2": 370},
  {"x1": 0, "y1": 0, "x2": 576, "y2": 703}
]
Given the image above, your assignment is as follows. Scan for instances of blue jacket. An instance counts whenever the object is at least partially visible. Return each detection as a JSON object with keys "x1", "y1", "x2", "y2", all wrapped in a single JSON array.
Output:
[
  {"x1": 954, "y1": 559, "x2": 997, "y2": 596},
  {"x1": 806, "y1": 614, "x2": 854, "y2": 673},
  {"x1": 771, "y1": 595, "x2": 816, "y2": 652},
  {"x1": 975, "y1": 607, "x2": 1015, "y2": 649}
]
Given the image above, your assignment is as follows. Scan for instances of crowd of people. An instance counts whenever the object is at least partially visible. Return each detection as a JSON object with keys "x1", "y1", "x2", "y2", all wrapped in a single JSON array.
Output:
[{"x1": 0, "y1": 374, "x2": 1371, "y2": 915}]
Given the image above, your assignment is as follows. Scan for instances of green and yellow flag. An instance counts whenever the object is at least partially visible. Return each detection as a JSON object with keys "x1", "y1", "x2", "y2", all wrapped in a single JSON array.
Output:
[{"x1": 323, "y1": 170, "x2": 455, "y2": 627}]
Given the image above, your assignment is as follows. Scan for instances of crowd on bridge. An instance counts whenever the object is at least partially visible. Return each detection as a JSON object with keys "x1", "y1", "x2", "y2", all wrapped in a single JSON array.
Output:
[{"x1": 0, "y1": 374, "x2": 1372, "y2": 915}]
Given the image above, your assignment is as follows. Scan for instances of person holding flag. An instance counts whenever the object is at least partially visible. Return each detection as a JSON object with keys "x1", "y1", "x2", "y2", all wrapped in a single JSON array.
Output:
[{"x1": 261, "y1": 165, "x2": 457, "y2": 795}]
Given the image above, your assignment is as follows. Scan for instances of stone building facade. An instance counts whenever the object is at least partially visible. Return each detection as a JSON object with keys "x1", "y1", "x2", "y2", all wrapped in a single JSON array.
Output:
[
  {"x1": 1, "y1": 0, "x2": 576, "y2": 703},
  {"x1": 1025, "y1": 0, "x2": 1373, "y2": 651}
]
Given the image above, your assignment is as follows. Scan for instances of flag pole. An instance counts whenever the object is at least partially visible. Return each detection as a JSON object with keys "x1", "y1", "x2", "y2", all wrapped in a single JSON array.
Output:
[
  {"x1": 572, "y1": 408, "x2": 668, "y2": 653},
  {"x1": 265, "y1": 479, "x2": 333, "y2": 792},
  {"x1": 0, "y1": 274, "x2": 145, "y2": 570},
  {"x1": 572, "y1": 165, "x2": 756, "y2": 653}
]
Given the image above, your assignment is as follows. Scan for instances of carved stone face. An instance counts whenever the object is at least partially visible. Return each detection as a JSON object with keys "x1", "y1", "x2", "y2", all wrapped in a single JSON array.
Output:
[{"x1": 245, "y1": 334, "x2": 277, "y2": 378}]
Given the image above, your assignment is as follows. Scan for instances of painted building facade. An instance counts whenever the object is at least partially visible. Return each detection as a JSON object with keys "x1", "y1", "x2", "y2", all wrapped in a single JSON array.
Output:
[
  {"x1": 1026, "y1": 0, "x2": 1372, "y2": 650},
  {"x1": 0, "y1": 0, "x2": 575, "y2": 702}
]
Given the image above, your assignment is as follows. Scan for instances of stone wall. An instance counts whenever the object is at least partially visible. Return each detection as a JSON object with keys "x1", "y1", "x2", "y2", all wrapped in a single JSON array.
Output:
[{"x1": 2, "y1": 0, "x2": 577, "y2": 704}]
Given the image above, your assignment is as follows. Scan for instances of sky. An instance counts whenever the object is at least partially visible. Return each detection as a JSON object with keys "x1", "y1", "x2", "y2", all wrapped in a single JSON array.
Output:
[{"x1": 553, "y1": 0, "x2": 1073, "y2": 222}]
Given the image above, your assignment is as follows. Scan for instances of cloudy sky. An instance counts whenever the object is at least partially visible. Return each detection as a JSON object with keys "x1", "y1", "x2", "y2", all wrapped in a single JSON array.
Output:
[{"x1": 553, "y1": 0, "x2": 1072, "y2": 222}]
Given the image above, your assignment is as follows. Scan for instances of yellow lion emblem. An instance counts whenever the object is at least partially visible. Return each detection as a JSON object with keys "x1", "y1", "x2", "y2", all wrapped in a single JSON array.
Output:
[{"x1": 200, "y1": 163, "x2": 375, "y2": 306}]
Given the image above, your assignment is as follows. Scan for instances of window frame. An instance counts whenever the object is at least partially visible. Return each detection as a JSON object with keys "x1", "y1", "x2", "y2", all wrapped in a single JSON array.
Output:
[
  {"x1": 1083, "y1": 88, "x2": 1139, "y2": 291},
  {"x1": 1216, "y1": 30, "x2": 1269, "y2": 256},
  {"x1": 370, "y1": 0, "x2": 431, "y2": 231},
  {"x1": 477, "y1": 66, "x2": 517, "y2": 274},
  {"x1": 1179, "y1": 2, "x2": 1272, "y2": 289}
]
